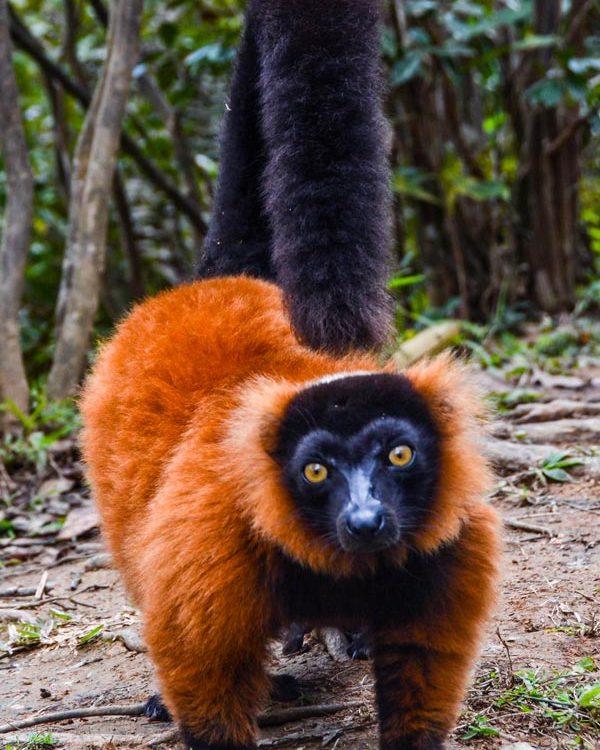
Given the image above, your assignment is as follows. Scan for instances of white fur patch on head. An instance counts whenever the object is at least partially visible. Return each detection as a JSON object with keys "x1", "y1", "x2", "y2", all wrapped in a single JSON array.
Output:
[{"x1": 307, "y1": 371, "x2": 378, "y2": 387}]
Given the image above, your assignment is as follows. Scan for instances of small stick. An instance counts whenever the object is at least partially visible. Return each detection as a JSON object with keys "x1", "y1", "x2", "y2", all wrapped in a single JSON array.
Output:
[
  {"x1": 8, "y1": 584, "x2": 109, "y2": 610},
  {"x1": 35, "y1": 571, "x2": 49, "y2": 600},
  {"x1": 0, "y1": 701, "x2": 354, "y2": 734},
  {"x1": 0, "y1": 584, "x2": 52, "y2": 598},
  {"x1": 504, "y1": 518, "x2": 555, "y2": 537},
  {"x1": 259, "y1": 702, "x2": 353, "y2": 727},
  {"x1": 0, "y1": 704, "x2": 146, "y2": 733},
  {"x1": 496, "y1": 627, "x2": 514, "y2": 686}
]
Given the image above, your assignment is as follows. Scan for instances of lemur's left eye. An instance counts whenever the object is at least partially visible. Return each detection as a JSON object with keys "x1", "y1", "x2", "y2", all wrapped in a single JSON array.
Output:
[
  {"x1": 303, "y1": 463, "x2": 329, "y2": 484},
  {"x1": 388, "y1": 445, "x2": 414, "y2": 468}
]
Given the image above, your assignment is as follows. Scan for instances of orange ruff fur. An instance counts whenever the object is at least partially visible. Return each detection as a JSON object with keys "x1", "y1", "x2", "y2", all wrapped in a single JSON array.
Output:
[{"x1": 80, "y1": 277, "x2": 501, "y2": 749}]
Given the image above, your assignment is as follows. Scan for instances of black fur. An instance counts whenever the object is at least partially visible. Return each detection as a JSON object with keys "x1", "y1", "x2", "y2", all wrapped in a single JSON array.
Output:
[
  {"x1": 198, "y1": 0, "x2": 392, "y2": 352},
  {"x1": 273, "y1": 374, "x2": 441, "y2": 552},
  {"x1": 346, "y1": 630, "x2": 371, "y2": 660},
  {"x1": 272, "y1": 539, "x2": 460, "y2": 633},
  {"x1": 144, "y1": 693, "x2": 171, "y2": 722},
  {"x1": 270, "y1": 673, "x2": 302, "y2": 702},
  {"x1": 181, "y1": 734, "x2": 255, "y2": 750},
  {"x1": 199, "y1": 10, "x2": 273, "y2": 280},
  {"x1": 281, "y1": 621, "x2": 309, "y2": 655}
]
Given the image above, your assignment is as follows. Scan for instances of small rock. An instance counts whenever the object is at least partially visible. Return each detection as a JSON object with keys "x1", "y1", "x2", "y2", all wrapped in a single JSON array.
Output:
[
  {"x1": 532, "y1": 371, "x2": 586, "y2": 390},
  {"x1": 84, "y1": 552, "x2": 112, "y2": 571},
  {"x1": 501, "y1": 744, "x2": 537, "y2": 750}
]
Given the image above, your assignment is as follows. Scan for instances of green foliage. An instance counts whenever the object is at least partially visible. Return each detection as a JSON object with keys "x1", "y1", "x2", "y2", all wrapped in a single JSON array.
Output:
[
  {"x1": 494, "y1": 662, "x2": 600, "y2": 736},
  {"x1": 1, "y1": 0, "x2": 599, "y2": 382},
  {"x1": 77, "y1": 623, "x2": 105, "y2": 645},
  {"x1": 5, "y1": 734, "x2": 56, "y2": 750},
  {"x1": 0, "y1": 386, "x2": 80, "y2": 472},
  {"x1": 0, "y1": 609, "x2": 72, "y2": 654},
  {"x1": 538, "y1": 451, "x2": 585, "y2": 484},
  {"x1": 461, "y1": 714, "x2": 500, "y2": 740}
]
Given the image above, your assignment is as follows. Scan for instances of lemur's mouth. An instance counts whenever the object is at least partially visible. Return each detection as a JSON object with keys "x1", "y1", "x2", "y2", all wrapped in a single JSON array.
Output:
[{"x1": 336, "y1": 512, "x2": 400, "y2": 554}]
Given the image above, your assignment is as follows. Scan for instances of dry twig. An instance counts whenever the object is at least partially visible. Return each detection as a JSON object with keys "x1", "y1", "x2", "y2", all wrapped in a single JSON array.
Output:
[{"x1": 0, "y1": 701, "x2": 354, "y2": 734}]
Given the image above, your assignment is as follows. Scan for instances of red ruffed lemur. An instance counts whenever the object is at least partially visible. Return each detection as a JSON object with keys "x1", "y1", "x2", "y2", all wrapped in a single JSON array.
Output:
[{"x1": 81, "y1": 2, "x2": 501, "y2": 749}]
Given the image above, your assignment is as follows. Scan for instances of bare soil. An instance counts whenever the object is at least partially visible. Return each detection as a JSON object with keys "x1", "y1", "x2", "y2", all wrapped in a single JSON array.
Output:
[{"x1": 1, "y1": 366, "x2": 599, "y2": 750}]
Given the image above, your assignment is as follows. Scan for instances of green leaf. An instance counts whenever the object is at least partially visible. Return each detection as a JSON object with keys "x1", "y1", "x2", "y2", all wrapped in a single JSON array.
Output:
[
  {"x1": 405, "y1": 1, "x2": 437, "y2": 18},
  {"x1": 392, "y1": 54, "x2": 422, "y2": 86},
  {"x1": 389, "y1": 274, "x2": 426, "y2": 289},
  {"x1": 50, "y1": 610, "x2": 73, "y2": 622},
  {"x1": 542, "y1": 451, "x2": 584, "y2": 470},
  {"x1": 185, "y1": 43, "x2": 235, "y2": 71},
  {"x1": 78, "y1": 624, "x2": 105, "y2": 645},
  {"x1": 464, "y1": 180, "x2": 511, "y2": 202},
  {"x1": 574, "y1": 656, "x2": 596, "y2": 673},
  {"x1": 393, "y1": 166, "x2": 439, "y2": 204},
  {"x1": 454, "y1": 6, "x2": 532, "y2": 42},
  {"x1": 513, "y1": 35, "x2": 559, "y2": 51},
  {"x1": 541, "y1": 467, "x2": 573, "y2": 483},
  {"x1": 578, "y1": 683, "x2": 600, "y2": 707},
  {"x1": 526, "y1": 79, "x2": 566, "y2": 108},
  {"x1": 568, "y1": 58, "x2": 600, "y2": 75}
]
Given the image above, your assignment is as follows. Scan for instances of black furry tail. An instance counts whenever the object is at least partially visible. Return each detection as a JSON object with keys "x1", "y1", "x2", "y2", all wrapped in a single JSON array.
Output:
[{"x1": 199, "y1": 0, "x2": 393, "y2": 353}]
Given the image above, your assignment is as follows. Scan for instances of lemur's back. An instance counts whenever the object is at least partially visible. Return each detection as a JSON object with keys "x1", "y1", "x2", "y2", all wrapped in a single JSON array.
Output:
[{"x1": 80, "y1": 276, "x2": 368, "y2": 582}]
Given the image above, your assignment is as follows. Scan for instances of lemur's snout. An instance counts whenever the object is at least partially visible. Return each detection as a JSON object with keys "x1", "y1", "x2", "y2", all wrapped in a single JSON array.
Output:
[
  {"x1": 345, "y1": 507, "x2": 385, "y2": 539},
  {"x1": 338, "y1": 501, "x2": 396, "y2": 553}
]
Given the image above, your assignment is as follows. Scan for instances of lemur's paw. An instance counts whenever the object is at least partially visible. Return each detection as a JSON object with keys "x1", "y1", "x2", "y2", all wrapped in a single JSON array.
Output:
[
  {"x1": 346, "y1": 630, "x2": 371, "y2": 660},
  {"x1": 144, "y1": 693, "x2": 172, "y2": 722}
]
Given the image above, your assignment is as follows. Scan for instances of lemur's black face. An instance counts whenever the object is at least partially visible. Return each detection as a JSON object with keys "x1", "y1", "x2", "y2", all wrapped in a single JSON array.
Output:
[{"x1": 273, "y1": 373, "x2": 442, "y2": 555}]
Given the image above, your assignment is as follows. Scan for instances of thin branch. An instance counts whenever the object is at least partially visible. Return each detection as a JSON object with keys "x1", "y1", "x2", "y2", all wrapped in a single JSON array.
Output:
[
  {"x1": 8, "y1": 3, "x2": 207, "y2": 234},
  {"x1": 91, "y1": 0, "x2": 206, "y2": 255},
  {"x1": 0, "y1": 701, "x2": 354, "y2": 734},
  {"x1": 0, "y1": 704, "x2": 146, "y2": 733},
  {"x1": 545, "y1": 114, "x2": 588, "y2": 156},
  {"x1": 113, "y1": 169, "x2": 144, "y2": 298},
  {"x1": 496, "y1": 626, "x2": 515, "y2": 687},
  {"x1": 565, "y1": 0, "x2": 594, "y2": 46},
  {"x1": 504, "y1": 518, "x2": 555, "y2": 537}
]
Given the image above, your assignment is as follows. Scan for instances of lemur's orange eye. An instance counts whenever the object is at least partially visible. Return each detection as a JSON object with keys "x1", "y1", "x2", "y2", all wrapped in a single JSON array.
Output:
[
  {"x1": 388, "y1": 445, "x2": 414, "y2": 467},
  {"x1": 303, "y1": 463, "x2": 329, "y2": 484}
]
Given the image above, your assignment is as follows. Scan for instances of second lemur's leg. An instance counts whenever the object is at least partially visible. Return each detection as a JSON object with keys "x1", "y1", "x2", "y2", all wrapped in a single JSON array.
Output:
[
  {"x1": 198, "y1": 10, "x2": 273, "y2": 280},
  {"x1": 253, "y1": 0, "x2": 392, "y2": 352},
  {"x1": 372, "y1": 506, "x2": 501, "y2": 750}
]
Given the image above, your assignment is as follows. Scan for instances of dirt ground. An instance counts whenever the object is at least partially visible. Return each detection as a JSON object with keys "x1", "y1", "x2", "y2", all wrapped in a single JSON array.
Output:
[{"x1": 1, "y1": 364, "x2": 599, "y2": 749}]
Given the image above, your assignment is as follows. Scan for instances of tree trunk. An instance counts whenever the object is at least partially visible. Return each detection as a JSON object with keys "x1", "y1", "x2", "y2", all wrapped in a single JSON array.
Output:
[
  {"x1": 48, "y1": 0, "x2": 144, "y2": 399},
  {"x1": 0, "y1": 0, "x2": 34, "y2": 416},
  {"x1": 517, "y1": 0, "x2": 586, "y2": 312}
]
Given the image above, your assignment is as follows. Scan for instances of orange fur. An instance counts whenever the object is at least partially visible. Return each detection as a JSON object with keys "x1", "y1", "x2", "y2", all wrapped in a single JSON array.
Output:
[{"x1": 80, "y1": 277, "x2": 501, "y2": 748}]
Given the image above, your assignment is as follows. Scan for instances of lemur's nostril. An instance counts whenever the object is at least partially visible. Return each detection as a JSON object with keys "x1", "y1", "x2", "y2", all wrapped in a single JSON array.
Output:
[{"x1": 346, "y1": 509, "x2": 385, "y2": 538}]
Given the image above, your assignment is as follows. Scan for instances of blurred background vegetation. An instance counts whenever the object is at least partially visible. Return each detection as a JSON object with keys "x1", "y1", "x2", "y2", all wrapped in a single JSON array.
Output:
[{"x1": 0, "y1": 0, "x2": 599, "y2": 413}]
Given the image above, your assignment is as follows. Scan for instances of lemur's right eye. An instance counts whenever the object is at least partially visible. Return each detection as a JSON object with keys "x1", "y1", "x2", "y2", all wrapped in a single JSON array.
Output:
[
  {"x1": 388, "y1": 445, "x2": 414, "y2": 468},
  {"x1": 303, "y1": 463, "x2": 329, "y2": 484}
]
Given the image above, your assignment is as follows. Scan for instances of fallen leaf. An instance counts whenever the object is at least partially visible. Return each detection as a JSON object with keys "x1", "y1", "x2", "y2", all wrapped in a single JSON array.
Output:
[
  {"x1": 37, "y1": 477, "x2": 75, "y2": 499},
  {"x1": 57, "y1": 506, "x2": 100, "y2": 540}
]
